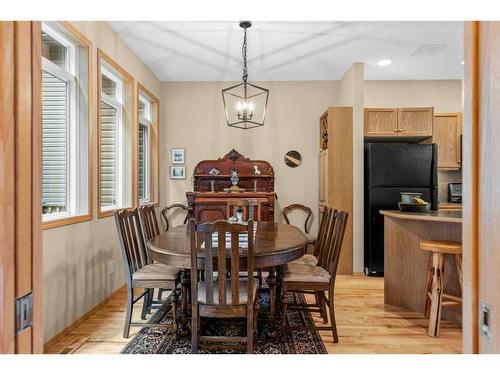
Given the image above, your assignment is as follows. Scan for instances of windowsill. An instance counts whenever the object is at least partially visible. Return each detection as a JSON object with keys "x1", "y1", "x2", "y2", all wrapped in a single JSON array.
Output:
[
  {"x1": 42, "y1": 213, "x2": 93, "y2": 230},
  {"x1": 98, "y1": 209, "x2": 116, "y2": 219}
]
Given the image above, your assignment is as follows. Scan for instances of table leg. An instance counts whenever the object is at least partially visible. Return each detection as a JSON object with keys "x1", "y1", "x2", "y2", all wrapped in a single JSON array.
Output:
[
  {"x1": 266, "y1": 267, "x2": 277, "y2": 317},
  {"x1": 275, "y1": 266, "x2": 283, "y2": 315},
  {"x1": 177, "y1": 269, "x2": 191, "y2": 337}
]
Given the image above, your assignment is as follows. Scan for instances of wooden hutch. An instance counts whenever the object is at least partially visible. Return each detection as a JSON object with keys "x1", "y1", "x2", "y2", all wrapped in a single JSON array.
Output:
[{"x1": 186, "y1": 149, "x2": 276, "y2": 223}]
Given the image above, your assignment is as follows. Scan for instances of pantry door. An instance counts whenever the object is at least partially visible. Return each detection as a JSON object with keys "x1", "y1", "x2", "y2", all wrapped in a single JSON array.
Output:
[{"x1": 0, "y1": 21, "x2": 43, "y2": 354}]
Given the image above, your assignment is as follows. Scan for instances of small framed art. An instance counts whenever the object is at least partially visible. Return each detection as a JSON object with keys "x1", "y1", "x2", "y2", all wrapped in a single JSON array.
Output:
[
  {"x1": 171, "y1": 148, "x2": 185, "y2": 164},
  {"x1": 170, "y1": 166, "x2": 186, "y2": 179}
]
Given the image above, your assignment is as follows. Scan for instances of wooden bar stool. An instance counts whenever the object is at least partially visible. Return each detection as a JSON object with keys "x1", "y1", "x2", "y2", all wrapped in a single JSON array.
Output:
[{"x1": 420, "y1": 240, "x2": 462, "y2": 338}]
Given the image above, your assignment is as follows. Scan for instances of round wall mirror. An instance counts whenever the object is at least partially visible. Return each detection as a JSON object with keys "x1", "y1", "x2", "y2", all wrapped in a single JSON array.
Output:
[{"x1": 284, "y1": 150, "x2": 302, "y2": 168}]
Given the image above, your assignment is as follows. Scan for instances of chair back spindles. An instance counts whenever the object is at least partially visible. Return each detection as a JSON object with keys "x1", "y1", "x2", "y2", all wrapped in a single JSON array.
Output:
[
  {"x1": 190, "y1": 219, "x2": 254, "y2": 307},
  {"x1": 230, "y1": 231, "x2": 240, "y2": 304},
  {"x1": 139, "y1": 204, "x2": 161, "y2": 241},
  {"x1": 326, "y1": 211, "x2": 349, "y2": 279},
  {"x1": 317, "y1": 208, "x2": 337, "y2": 269},
  {"x1": 162, "y1": 203, "x2": 189, "y2": 231},
  {"x1": 114, "y1": 208, "x2": 148, "y2": 279},
  {"x1": 217, "y1": 230, "x2": 227, "y2": 305},
  {"x1": 314, "y1": 207, "x2": 331, "y2": 258}
]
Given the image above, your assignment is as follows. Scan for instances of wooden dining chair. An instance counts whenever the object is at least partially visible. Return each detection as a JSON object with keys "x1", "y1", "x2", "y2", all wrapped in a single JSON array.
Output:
[
  {"x1": 226, "y1": 199, "x2": 262, "y2": 221},
  {"x1": 161, "y1": 203, "x2": 189, "y2": 231},
  {"x1": 138, "y1": 204, "x2": 176, "y2": 303},
  {"x1": 189, "y1": 219, "x2": 260, "y2": 353},
  {"x1": 280, "y1": 209, "x2": 348, "y2": 343},
  {"x1": 286, "y1": 207, "x2": 334, "y2": 321},
  {"x1": 114, "y1": 208, "x2": 181, "y2": 338},
  {"x1": 282, "y1": 204, "x2": 315, "y2": 246}
]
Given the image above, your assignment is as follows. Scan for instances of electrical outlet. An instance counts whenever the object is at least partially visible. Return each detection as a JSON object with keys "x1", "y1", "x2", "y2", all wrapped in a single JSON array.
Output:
[{"x1": 108, "y1": 260, "x2": 115, "y2": 274}]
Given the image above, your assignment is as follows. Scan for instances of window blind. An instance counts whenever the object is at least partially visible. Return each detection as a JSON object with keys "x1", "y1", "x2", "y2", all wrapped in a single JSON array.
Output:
[
  {"x1": 100, "y1": 101, "x2": 118, "y2": 207},
  {"x1": 42, "y1": 70, "x2": 68, "y2": 213}
]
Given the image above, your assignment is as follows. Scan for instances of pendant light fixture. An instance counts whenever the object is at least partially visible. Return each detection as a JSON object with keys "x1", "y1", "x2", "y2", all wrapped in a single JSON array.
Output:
[{"x1": 222, "y1": 21, "x2": 269, "y2": 129}]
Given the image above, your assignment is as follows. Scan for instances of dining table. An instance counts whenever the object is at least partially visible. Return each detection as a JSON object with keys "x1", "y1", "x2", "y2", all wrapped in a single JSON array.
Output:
[{"x1": 147, "y1": 222, "x2": 309, "y2": 336}]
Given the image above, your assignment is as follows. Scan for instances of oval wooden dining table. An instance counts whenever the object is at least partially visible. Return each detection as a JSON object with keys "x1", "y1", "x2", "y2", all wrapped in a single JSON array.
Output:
[{"x1": 147, "y1": 222, "x2": 308, "y2": 336}]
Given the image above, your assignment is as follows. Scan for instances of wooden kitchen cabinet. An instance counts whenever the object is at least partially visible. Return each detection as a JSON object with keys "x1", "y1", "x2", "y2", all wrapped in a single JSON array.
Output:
[
  {"x1": 364, "y1": 108, "x2": 398, "y2": 136},
  {"x1": 398, "y1": 107, "x2": 433, "y2": 136},
  {"x1": 364, "y1": 107, "x2": 433, "y2": 141},
  {"x1": 319, "y1": 149, "x2": 328, "y2": 207},
  {"x1": 433, "y1": 112, "x2": 462, "y2": 169},
  {"x1": 318, "y1": 107, "x2": 353, "y2": 275}
]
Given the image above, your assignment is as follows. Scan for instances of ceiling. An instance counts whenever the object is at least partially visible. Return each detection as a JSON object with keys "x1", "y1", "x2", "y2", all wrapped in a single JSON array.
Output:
[{"x1": 107, "y1": 21, "x2": 463, "y2": 82}]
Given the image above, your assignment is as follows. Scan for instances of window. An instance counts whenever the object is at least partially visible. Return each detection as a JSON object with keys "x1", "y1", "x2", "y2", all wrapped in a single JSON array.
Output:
[
  {"x1": 98, "y1": 50, "x2": 133, "y2": 217},
  {"x1": 41, "y1": 22, "x2": 90, "y2": 227},
  {"x1": 138, "y1": 94, "x2": 151, "y2": 203},
  {"x1": 137, "y1": 84, "x2": 159, "y2": 206},
  {"x1": 100, "y1": 65, "x2": 124, "y2": 210}
]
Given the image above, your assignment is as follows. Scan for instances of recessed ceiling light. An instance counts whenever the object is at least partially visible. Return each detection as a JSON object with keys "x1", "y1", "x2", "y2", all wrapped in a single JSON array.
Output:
[
  {"x1": 378, "y1": 59, "x2": 392, "y2": 66},
  {"x1": 461, "y1": 61, "x2": 465, "y2": 65}
]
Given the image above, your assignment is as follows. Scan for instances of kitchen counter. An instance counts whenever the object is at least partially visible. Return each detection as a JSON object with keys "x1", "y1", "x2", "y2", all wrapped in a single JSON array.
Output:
[
  {"x1": 380, "y1": 209, "x2": 462, "y2": 223},
  {"x1": 438, "y1": 202, "x2": 462, "y2": 210},
  {"x1": 381, "y1": 209, "x2": 462, "y2": 325}
]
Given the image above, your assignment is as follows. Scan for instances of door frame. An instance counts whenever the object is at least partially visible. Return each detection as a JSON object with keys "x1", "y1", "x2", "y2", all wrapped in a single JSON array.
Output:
[{"x1": 0, "y1": 21, "x2": 43, "y2": 354}]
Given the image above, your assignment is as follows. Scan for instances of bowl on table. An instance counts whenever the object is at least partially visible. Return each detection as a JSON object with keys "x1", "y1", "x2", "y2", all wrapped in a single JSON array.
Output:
[
  {"x1": 398, "y1": 202, "x2": 431, "y2": 212},
  {"x1": 400, "y1": 192, "x2": 423, "y2": 204}
]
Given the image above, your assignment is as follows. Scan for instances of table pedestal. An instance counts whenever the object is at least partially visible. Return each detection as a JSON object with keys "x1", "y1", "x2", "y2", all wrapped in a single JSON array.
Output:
[{"x1": 177, "y1": 269, "x2": 191, "y2": 337}]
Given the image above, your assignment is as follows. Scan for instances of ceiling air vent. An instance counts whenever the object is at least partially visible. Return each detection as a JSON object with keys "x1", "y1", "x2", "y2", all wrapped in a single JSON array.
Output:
[{"x1": 407, "y1": 43, "x2": 447, "y2": 57}]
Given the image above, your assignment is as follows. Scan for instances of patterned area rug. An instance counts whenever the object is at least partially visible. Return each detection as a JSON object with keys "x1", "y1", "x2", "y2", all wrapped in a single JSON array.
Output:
[{"x1": 121, "y1": 289, "x2": 327, "y2": 354}]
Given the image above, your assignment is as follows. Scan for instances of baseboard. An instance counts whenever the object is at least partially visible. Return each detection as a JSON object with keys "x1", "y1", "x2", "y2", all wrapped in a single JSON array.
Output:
[{"x1": 43, "y1": 284, "x2": 126, "y2": 353}]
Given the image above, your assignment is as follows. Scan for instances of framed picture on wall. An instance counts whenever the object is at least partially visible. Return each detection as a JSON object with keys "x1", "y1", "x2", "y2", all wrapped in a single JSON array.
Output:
[
  {"x1": 171, "y1": 148, "x2": 185, "y2": 164},
  {"x1": 170, "y1": 166, "x2": 186, "y2": 179}
]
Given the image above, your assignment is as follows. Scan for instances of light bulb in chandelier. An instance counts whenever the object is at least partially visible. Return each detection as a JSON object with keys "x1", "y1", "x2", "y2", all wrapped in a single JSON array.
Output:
[{"x1": 236, "y1": 101, "x2": 255, "y2": 120}]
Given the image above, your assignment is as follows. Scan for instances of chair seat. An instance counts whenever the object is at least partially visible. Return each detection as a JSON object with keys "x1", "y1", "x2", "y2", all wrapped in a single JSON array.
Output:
[
  {"x1": 420, "y1": 240, "x2": 462, "y2": 254},
  {"x1": 282, "y1": 262, "x2": 330, "y2": 283},
  {"x1": 198, "y1": 278, "x2": 258, "y2": 305},
  {"x1": 289, "y1": 254, "x2": 317, "y2": 266},
  {"x1": 132, "y1": 263, "x2": 180, "y2": 281},
  {"x1": 304, "y1": 233, "x2": 317, "y2": 244}
]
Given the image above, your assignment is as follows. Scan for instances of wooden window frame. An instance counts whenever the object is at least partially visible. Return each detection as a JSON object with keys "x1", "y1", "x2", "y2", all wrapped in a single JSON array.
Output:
[
  {"x1": 42, "y1": 21, "x2": 93, "y2": 230},
  {"x1": 136, "y1": 82, "x2": 160, "y2": 207},
  {"x1": 97, "y1": 49, "x2": 134, "y2": 218}
]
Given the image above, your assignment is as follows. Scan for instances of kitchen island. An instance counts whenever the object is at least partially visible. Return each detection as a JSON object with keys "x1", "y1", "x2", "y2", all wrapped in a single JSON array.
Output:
[{"x1": 380, "y1": 209, "x2": 462, "y2": 325}]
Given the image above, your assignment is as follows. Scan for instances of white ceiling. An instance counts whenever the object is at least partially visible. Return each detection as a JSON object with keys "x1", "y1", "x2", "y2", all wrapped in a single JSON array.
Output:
[{"x1": 107, "y1": 21, "x2": 463, "y2": 82}]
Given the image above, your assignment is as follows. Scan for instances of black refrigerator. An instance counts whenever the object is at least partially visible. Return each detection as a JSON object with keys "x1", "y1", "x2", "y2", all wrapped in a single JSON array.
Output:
[{"x1": 364, "y1": 143, "x2": 438, "y2": 276}]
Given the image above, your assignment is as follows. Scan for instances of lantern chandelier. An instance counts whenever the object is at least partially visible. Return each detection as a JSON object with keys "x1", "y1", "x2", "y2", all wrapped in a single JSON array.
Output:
[{"x1": 222, "y1": 21, "x2": 269, "y2": 129}]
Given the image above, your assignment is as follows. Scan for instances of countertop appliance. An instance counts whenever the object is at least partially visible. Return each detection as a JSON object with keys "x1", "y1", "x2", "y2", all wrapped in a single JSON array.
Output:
[
  {"x1": 448, "y1": 183, "x2": 462, "y2": 203},
  {"x1": 364, "y1": 143, "x2": 438, "y2": 276}
]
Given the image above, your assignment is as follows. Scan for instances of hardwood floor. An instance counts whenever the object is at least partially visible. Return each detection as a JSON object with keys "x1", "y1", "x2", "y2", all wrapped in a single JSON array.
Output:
[{"x1": 45, "y1": 275, "x2": 462, "y2": 354}]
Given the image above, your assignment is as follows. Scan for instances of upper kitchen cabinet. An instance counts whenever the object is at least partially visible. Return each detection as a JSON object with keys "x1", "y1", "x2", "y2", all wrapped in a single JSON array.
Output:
[
  {"x1": 397, "y1": 107, "x2": 433, "y2": 137},
  {"x1": 364, "y1": 107, "x2": 434, "y2": 142},
  {"x1": 364, "y1": 108, "x2": 398, "y2": 136},
  {"x1": 433, "y1": 112, "x2": 462, "y2": 170}
]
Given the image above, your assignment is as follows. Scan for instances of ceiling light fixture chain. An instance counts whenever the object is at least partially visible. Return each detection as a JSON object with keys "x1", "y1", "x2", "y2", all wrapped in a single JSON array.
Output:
[{"x1": 242, "y1": 25, "x2": 248, "y2": 83}]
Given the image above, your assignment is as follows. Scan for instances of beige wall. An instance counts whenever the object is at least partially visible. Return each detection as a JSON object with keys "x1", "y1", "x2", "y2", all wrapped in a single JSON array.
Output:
[
  {"x1": 364, "y1": 80, "x2": 463, "y2": 113},
  {"x1": 42, "y1": 21, "x2": 161, "y2": 343},
  {"x1": 160, "y1": 81, "x2": 340, "y2": 231},
  {"x1": 339, "y1": 63, "x2": 365, "y2": 273}
]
